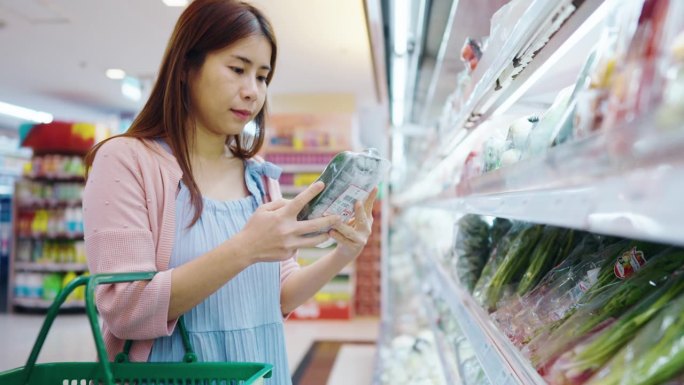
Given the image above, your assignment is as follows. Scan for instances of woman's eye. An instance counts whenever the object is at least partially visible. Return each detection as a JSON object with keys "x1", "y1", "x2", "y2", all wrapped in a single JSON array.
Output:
[
  {"x1": 257, "y1": 75, "x2": 268, "y2": 83},
  {"x1": 230, "y1": 67, "x2": 244, "y2": 74}
]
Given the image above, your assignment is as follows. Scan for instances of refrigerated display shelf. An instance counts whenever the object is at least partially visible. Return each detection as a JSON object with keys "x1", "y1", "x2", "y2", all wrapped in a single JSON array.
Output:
[
  {"x1": 279, "y1": 164, "x2": 327, "y2": 173},
  {"x1": 433, "y1": 0, "x2": 606, "y2": 159},
  {"x1": 14, "y1": 262, "x2": 87, "y2": 272},
  {"x1": 13, "y1": 297, "x2": 85, "y2": 310},
  {"x1": 420, "y1": 285, "x2": 464, "y2": 385},
  {"x1": 279, "y1": 185, "x2": 306, "y2": 195},
  {"x1": 17, "y1": 200, "x2": 82, "y2": 209},
  {"x1": 426, "y1": 126, "x2": 684, "y2": 247},
  {"x1": 425, "y1": 249, "x2": 545, "y2": 385}
]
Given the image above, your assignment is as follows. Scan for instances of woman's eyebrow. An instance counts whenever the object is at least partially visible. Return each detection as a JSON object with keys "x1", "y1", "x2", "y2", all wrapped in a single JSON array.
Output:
[{"x1": 231, "y1": 55, "x2": 271, "y2": 71}]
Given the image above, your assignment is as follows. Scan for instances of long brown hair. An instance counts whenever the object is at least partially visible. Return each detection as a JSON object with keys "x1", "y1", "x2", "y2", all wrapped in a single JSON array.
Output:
[{"x1": 85, "y1": 0, "x2": 277, "y2": 226}]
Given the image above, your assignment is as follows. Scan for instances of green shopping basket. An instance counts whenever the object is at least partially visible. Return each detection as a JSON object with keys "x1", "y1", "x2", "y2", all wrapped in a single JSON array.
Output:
[{"x1": 0, "y1": 272, "x2": 273, "y2": 384}]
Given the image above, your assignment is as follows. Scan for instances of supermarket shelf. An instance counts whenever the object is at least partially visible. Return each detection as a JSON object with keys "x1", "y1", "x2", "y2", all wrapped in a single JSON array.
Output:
[
  {"x1": 263, "y1": 146, "x2": 342, "y2": 155},
  {"x1": 17, "y1": 233, "x2": 84, "y2": 241},
  {"x1": 13, "y1": 297, "x2": 85, "y2": 310},
  {"x1": 427, "y1": 252, "x2": 545, "y2": 385},
  {"x1": 23, "y1": 175, "x2": 85, "y2": 183},
  {"x1": 280, "y1": 185, "x2": 306, "y2": 195},
  {"x1": 420, "y1": 285, "x2": 463, "y2": 385},
  {"x1": 435, "y1": 0, "x2": 606, "y2": 159},
  {"x1": 280, "y1": 164, "x2": 326, "y2": 173},
  {"x1": 14, "y1": 262, "x2": 87, "y2": 272},
  {"x1": 17, "y1": 200, "x2": 82, "y2": 209},
  {"x1": 426, "y1": 126, "x2": 684, "y2": 247},
  {"x1": 0, "y1": 147, "x2": 32, "y2": 159}
]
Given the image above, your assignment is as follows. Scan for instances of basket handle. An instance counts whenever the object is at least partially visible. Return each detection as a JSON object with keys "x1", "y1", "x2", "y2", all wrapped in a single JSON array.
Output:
[
  {"x1": 21, "y1": 272, "x2": 158, "y2": 385},
  {"x1": 115, "y1": 314, "x2": 197, "y2": 363}
]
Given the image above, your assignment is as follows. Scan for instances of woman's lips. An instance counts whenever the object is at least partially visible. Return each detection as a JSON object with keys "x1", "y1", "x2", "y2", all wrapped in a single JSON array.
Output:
[{"x1": 231, "y1": 109, "x2": 250, "y2": 121}]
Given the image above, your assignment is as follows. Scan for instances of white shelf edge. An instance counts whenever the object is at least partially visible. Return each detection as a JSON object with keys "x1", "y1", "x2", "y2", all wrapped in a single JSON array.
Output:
[
  {"x1": 418, "y1": 125, "x2": 684, "y2": 247},
  {"x1": 280, "y1": 185, "x2": 307, "y2": 195},
  {"x1": 426, "y1": 252, "x2": 546, "y2": 385},
  {"x1": 419, "y1": 284, "x2": 464, "y2": 385},
  {"x1": 14, "y1": 262, "x2": 88, "y2": 272},
  {"x1": 13, "y1": 297, "x2": 85, "y2": 309},
  {"x1": 279, "y1": 164, "x2": 326, "y2": 173}
]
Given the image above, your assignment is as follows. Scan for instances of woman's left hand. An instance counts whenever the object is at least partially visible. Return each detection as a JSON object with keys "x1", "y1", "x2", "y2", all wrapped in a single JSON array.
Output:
[{"x1": 329, "y1": 188, "x2": 378, "y2": 261}]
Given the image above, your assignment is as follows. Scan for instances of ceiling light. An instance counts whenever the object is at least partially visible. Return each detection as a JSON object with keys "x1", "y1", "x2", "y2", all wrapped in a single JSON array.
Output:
[
  {"x1": 0, "y1": 101, "x2": 53, "y2": 123},
  {"x1": 392, "y1": 0, "x2": 409, "y2": 55},
  {"x1": 162, "y1": 0, "x2": 189, "y2": 7},
  {"x1": 106, "y1": 69, "x2": 126, "y2": 80}
]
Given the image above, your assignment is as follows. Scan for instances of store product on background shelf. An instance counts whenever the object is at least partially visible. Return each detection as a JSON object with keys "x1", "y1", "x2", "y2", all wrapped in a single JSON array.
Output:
[
  {"x1": 500, "y1": 115, "x2": 539, "y2": 167},
  {"x1": 438, "y1": 71, "x2": 473, "y2": 137},
  {"x1": 26, "y1": 155, "x2": 85, "y2": 180},
  {"x1": 656, "y1": 28, "x2": 684, "y2": 130},
  {"x1": 524, "y1": 86, "x2": 574, "y2": 158},
  {"x1": 16, "y1": 180, "x2": 84, "y2": 206},
  {"x1": 545, "y1": 267, "x2": 684, "y2": 385},
  {"x1": 296, "y1": 148, "x2": 390, "y2": 231},
  {"x1": 525, "y1": 247, "x2": 683, "y2": 370},
  {"x1": 588, "y1": 0, "x2": 684, "y2": 156},
  {"x1": 461, "y1": 37, "x2": 486, "y2": 73},
  {"x1": 451, "y1": 214, "x2": 491, "y2": 292},
  {"x1": 20, "y1": 121, "x2": 100, "y2": 156},
  {"x1": 481, "y1": 126, "x2": 509, "y2": 173},
  {"x1": 379, "y1": 330, "x2": 448, "y2": 385},
  {"x1": 585, "y1": 290, "x2": 684, "y2": 385}
]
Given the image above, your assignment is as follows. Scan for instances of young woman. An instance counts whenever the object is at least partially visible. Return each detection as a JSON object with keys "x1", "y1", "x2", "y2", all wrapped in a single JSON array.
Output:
[{"x1": 83, "y1": 1, "x2": 376, "y2": 383}]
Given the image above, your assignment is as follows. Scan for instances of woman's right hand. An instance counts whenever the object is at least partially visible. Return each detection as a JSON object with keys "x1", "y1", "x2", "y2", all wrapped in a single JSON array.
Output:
[{"x1": 235, "y1": 181, "x2": 341, "y2": 263}]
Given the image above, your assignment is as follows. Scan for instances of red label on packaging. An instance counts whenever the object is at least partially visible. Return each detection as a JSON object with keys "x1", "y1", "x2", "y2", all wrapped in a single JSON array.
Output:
[{"x1": 614, "y1": 247, "x2": 647, "y2": 279}]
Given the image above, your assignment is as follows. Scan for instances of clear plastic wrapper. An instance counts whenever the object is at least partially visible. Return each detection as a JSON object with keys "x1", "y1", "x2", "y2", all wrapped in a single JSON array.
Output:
[
  {"x1": 545, "y1": 266, "x2": 684, "y2": 385},
  {"x1": 525, "y1": 247, "x2": 683, "y2": 370},
  {"x1": 452, "y1": 215, "x2": 491, "y2": 292},
  {"x1": 585, "y1": 289, "x2": 684, "y2": 385},
  {"x1": 297, "y1": 148, "x2": 390, "y2": 226},
  {"x1": 472, "y1": 221, "x2": 522, "y2": 308},
  {"x1": 479, "y1": 223, "x2": 544, "y2": 312},
  {"x1": 492, "y1": 233, "x2": 610, "y2": 345}
]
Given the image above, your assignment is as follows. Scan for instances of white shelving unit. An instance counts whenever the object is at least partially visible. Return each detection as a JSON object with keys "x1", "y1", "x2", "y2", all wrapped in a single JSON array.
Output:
[
  {"x1": 384, "y1": 0, "x2": 684, "y2": 383},
  {"x1": 426, "y1": 249, "x2": 545, "y2": 385}
]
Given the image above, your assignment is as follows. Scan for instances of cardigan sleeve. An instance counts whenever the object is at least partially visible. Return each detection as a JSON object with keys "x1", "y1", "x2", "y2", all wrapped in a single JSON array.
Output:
[{"x1": 84, "y1": 138, "x2": 176, "y2": 340}]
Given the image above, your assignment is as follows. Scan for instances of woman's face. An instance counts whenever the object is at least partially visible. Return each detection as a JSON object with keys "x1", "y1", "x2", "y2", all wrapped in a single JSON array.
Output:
[{"x1": 187, "y1": 34, "x2": 272, "y2": 137}]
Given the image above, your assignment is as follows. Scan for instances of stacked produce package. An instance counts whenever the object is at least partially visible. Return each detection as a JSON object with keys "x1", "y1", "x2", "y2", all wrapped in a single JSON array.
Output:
[{"x1": 447, "y1": 214, "x2": 684, "y2": 385}]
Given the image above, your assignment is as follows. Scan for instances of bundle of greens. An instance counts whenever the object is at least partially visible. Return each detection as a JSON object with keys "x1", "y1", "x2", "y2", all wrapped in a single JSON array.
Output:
[
  {"x1": 526, "y1": 248, "x2": 683, "y2": 369},
  {"x1": 473, "y1": 221, "x2": 521, "y2": 306},
  {"x1": 453, "y1": 214, "x2": 491, "y2": 292},
  {"x1": 585, "y1": 290, "x2": 684, "y2": 385},
  {"x1": 516, "y1": 227, "x2": 576, "y2": 296},
  {"x1": 546, "y1": 266, "x2": 684, "y2": 384},
  {"x1": 481, "y1": 224, "x2": 544, "y2": 312}
]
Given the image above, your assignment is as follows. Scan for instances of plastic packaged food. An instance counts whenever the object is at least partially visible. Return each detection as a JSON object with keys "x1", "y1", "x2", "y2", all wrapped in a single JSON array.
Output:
[{"x1": 297, "y1": 148, "x2": 390, "y2": 228}]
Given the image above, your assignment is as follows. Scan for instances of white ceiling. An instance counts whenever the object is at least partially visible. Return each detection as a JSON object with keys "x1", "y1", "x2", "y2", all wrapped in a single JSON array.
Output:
[{"x1": 0, "y1": 0, "x2": 381, "y2": 128}]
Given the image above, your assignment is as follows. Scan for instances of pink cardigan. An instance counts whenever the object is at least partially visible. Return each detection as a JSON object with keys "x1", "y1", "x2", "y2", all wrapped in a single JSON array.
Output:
[{"x1": 83, "y1": 137, "x2": 300, "y2": 362}]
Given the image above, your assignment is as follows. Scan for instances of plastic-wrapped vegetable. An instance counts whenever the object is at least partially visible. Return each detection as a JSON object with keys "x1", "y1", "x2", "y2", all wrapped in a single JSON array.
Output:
[
  {"x1": 516, "y1": 227, "x2": 576, "y2": 296},
  {"x1": 453, "y1": 215, "x2": 491, "y2": 292},
  {"x1": 297, "y1": 148, "x2": 390, "y2": 227},
  {"x1": 473, "y1": 221, "x2": 522, "y2": 306},
  {"x1": 585, "y1": 289, "x2": 684, "y2": 385},
  {"x1": 546, "y1": 267, "x2": 684, "y2": 384},
  {"x1": 494, "y1": 234, "x2": 610, "y2": 345},
  {"x1": 526, "y1": 248, "x2": 683, "y2": 370},
  {"x1": 481, "y1": 224, "x2": 544, "y2": 312}
]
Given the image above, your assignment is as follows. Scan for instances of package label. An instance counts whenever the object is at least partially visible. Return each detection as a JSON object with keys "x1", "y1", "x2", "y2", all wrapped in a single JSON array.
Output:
[
  {"x1": 323, "y1": 184, "x2": 368, "y2": 220},
  {"x1": 614, "y1": 247, "x2": 647, "y2": 279}
]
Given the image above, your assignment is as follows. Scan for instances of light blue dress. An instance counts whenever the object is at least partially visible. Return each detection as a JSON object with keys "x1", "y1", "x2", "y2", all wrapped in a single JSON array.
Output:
[{"x1": 148, "y1": 149, "x2": 291, "y2": 385}]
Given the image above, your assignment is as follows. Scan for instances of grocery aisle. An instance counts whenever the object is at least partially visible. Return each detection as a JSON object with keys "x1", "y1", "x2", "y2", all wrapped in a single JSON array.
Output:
[{"x1": 0, "y1": 313, "x2": 378, "y2": 384}]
